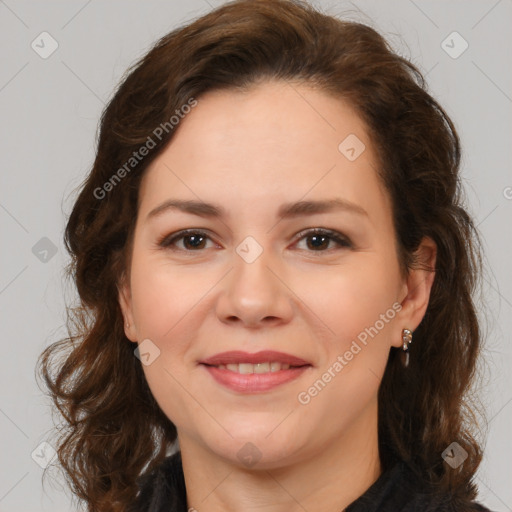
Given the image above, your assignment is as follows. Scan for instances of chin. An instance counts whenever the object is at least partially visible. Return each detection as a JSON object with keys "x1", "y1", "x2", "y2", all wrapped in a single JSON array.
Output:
[{"x1": 200, "y1": 422, "x2": 311, "y2": 470}]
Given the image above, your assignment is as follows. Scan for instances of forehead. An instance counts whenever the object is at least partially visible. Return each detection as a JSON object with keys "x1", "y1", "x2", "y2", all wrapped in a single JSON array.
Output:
[{"x1": 137, "y1": 80, "x2": 390, "y2": 224}]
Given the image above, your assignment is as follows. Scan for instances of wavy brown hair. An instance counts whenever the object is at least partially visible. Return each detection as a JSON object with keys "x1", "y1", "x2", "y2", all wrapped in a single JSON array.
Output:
[{"x1": 36, "y1": 0, "x2": 488, "y2": 510}]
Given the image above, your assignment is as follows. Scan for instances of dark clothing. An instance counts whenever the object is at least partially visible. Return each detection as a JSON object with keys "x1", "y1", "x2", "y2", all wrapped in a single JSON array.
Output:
[{"x1": 129, "y1": 450, "x2": 494, "y2": 512}]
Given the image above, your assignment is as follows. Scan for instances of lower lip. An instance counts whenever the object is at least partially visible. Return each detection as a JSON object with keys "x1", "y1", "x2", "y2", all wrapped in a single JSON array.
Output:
[{"x1": 200, "y1": 364, "x2": 311, "y2": 393}]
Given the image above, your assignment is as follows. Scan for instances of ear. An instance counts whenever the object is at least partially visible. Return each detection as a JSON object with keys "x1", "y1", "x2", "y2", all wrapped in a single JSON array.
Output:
[
  {"x1": 118, "y1": 276, "x2": 138, "y2": 343},
  {"x1": 391, "y1": 236, "x2": 437, "y2": 348}
]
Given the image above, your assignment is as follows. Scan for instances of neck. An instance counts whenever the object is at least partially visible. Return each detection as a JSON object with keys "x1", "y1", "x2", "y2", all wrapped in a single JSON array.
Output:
[{"x1": 178, "y1": 397, "x2": 382, "y2": 512}]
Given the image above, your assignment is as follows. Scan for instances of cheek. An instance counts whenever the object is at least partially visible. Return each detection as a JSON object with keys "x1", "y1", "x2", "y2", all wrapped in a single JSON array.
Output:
[
  {"x1": 292, "y1": 265, "x2": 398, "y2": 433},
  {"x1": 129, "y1": 252, "x2": 203, "y2": 339},
  {"x1": 298, "y1": 257, "x2": 399, "y2": 345},
  {"x1": 128, "y1": 252, "x2": 213, "y2": 383},
  {"x1": 128, "y1": 255, "x2": 201, "y2": 426}
]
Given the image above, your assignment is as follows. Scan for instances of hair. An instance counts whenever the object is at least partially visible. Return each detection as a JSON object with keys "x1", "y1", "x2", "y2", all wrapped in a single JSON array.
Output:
[{"x1": 36, "y1": 0, "x2": 489, "y2": 510}]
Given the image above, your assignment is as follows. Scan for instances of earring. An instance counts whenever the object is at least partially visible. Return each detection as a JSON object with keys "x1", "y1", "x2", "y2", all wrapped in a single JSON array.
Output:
[
  {"x1": 126, "y1": 322, "x2": 130, "y2": 328},
  {"x1": 401, "y1": 328, "x2": 413, "y2": 367}
]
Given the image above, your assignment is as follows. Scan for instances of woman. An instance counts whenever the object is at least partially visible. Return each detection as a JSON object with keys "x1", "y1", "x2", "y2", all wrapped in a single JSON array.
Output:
[{"x1": 36, "y1": 0, "x2": 493, "y2": 511}]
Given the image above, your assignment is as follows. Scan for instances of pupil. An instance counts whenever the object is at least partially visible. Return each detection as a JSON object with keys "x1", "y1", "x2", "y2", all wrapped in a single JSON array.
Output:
[
  {"x1": 308, "y1": 235, "x2": 328, "y2": 250},
  {"x1": 185, "y1": 235, "x2": 204, "y2": 249}
]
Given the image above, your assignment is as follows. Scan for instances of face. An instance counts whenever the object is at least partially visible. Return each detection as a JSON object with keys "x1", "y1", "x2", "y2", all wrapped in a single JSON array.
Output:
[{"x1": 119, "y1": 80, "x2": 435, "y2": 469}]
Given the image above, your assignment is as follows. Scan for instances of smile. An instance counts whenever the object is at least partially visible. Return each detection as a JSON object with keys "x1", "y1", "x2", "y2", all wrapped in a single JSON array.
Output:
[
  {"x1": 200, "y1": 363, "x2": 312, "y2": 393},
  {"x1": 210, "y1": 361, "x2": 299, "y2": 373}
]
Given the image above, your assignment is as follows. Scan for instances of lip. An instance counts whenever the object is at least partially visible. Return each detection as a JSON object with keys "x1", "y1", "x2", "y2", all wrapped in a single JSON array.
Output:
[
  {"x1": 198, "y1": 350, "x2": 312, "y2": 393},
  {"x1": 199, "y1": 350, "x2": 311, "y2": 366},
  {"x1": 201, "y1": 364, "x2": 311, "y2": 393}
]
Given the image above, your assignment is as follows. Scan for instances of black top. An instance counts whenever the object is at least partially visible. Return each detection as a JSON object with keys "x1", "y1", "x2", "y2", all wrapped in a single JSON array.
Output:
[{"x1": 129, "y1": 451, "x2": 494, "y2": 512}]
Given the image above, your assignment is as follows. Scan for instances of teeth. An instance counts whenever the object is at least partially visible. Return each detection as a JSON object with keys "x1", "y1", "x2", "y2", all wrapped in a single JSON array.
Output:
[
  {"x1": 270, "y1": 362, "x2": 282, "y2": 372},
  {"x1": 254, "y1": 362, "x2": 270, "y2": 374},
  {"x1": 215, "y1": 362, "x2": 292, "y2": 373}
]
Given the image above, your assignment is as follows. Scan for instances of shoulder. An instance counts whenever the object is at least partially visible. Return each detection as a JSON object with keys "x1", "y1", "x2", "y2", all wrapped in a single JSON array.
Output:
[
  {"x1": 128, "y1": 451, "x2": 188, "y2": 512},
  {"x1": 394, "y1": 461, "x2": 495, "y2": 512},
  {"x1": 403, "y1": 492, "x2": 495, "y2": 512},
  {"x1": 346, "y1": 459, "x2": 495, "y2": 512}
]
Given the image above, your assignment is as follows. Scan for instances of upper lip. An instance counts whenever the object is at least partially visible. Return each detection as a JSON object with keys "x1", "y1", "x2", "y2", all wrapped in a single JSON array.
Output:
[{"x1": 199, "y1": 350, "x2": 311, "y2": 367}]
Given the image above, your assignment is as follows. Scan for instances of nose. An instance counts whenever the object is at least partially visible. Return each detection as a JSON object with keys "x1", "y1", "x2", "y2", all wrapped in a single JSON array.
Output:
[{"x1": 215, "y1": 242, "x2": 294, "y2": 328}]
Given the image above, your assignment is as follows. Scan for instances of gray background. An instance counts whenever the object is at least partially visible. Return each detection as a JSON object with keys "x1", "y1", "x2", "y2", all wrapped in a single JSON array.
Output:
[{"x1": 1, "y1": 1, "x2": 511, "y2": 511}]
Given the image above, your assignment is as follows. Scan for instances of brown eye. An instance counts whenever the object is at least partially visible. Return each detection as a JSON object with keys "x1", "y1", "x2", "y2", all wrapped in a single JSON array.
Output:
[
  {"x1": 181, "y1": 233, "x2": 207, "y2": 250},
  {"x1": 159, "y1": 230, "x2": 214, "y2": 251},
  {"x1": 157, "y1": 228, "x2": 352, "y2": 254},
  {"x1": 295, "y1": 229, "x2": 352, "y2": 252}
]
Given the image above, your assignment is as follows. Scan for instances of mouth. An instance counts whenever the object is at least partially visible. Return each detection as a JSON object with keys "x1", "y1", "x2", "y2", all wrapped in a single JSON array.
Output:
[
  {"x1": 201, "y1": 361, "x2": 311, "y2": 374},
  {"x1": 198, "y1": 350, "x2": 313, "y2": 393},
  {"x1": 199, "y1": 349, "x2": 312, "y2": 368}
]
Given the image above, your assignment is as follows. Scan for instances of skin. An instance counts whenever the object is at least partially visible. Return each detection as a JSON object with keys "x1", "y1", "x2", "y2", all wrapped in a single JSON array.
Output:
[{"x1": 119, "y1": 80, "x2": 436, "y2": 512}]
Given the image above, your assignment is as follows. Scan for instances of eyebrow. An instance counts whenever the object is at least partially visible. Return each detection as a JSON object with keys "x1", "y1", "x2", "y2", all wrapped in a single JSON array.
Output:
[{"x1": 146, "y1": 198, "x2": 368, "y2": 221}]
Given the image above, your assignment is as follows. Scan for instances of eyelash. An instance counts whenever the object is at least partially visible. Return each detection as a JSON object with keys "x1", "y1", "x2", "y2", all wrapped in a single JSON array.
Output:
[{"x1": 156, "y1": 228, "x2": 353, "y2": 254}]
